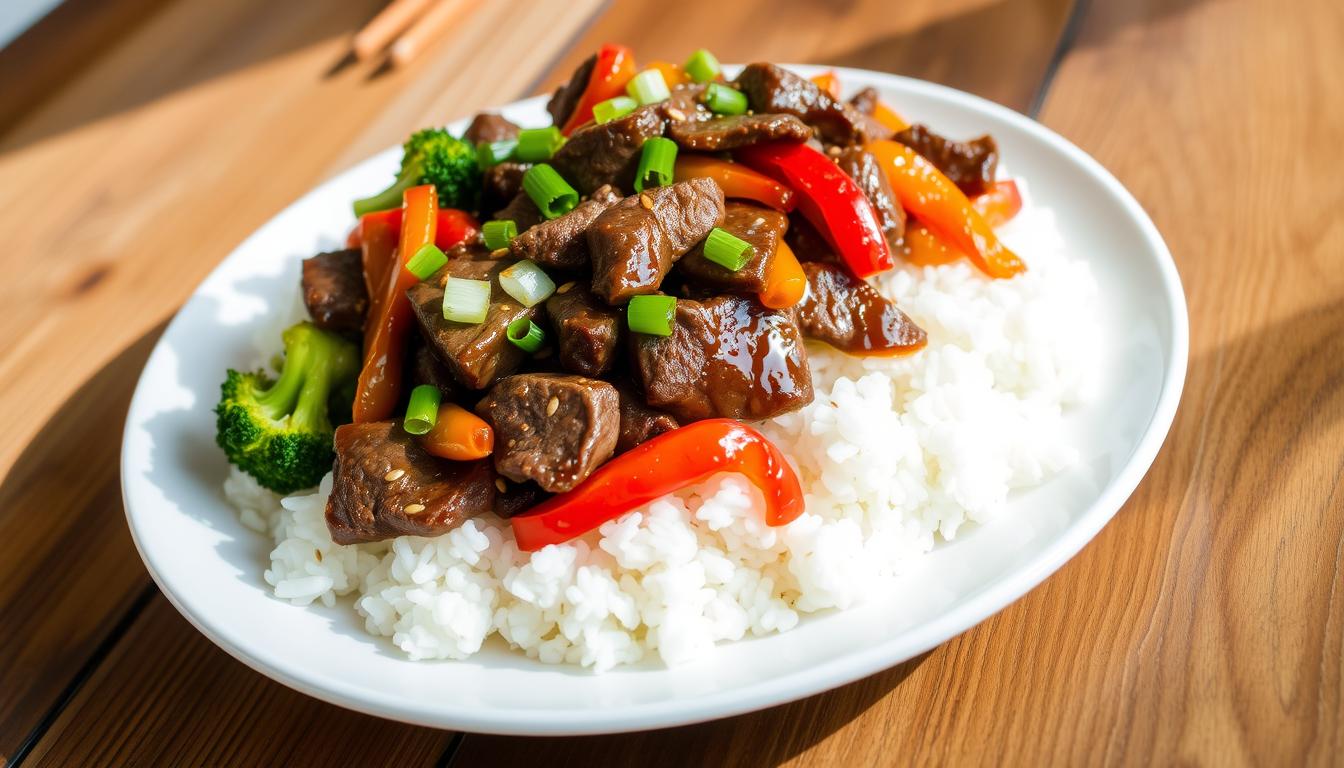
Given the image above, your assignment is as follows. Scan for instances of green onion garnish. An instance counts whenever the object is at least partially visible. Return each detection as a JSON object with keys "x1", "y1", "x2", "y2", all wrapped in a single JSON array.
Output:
[
  {"x1": 634, "y1": 137, "x2": 678, "y2": 193},
  {"x1": 403, "y1": 384, "x2": 441, "y2": 435},
  {"x1": 522, "y1": 164, "x2": 579, "y2": 219},
  {"x1": 702, "y1": 83, "x2": 748, "y2": 115},
  {"x1": 506, "y1": 316, "x2": 546, "y2": 353},
  {"x1": 442, "y1": 276, "x2": 491, "y2": 324},
  {"x1": 482, "y1": 219, "x2": 517, "y2": 251},
  {"x1": 477, "y1": 138, "x2": 518, "y2": 168},
  {"x1": 626, "y1": 69, "x2": 671, "y2": 106},
  {"x1": 702, "y1": 227, "x2": 753, "y2": 271},
  {"x1": 627, "y1": 294, "x2": 677, "y2": 336},
  {"x1": 593, "y1": 96, "x2": 638, "y2": 124},
  {"x1": 406, "y1": 243, "x2": 448, "y2": 280},
  {"x1": 683, "y1": 49, "x2": 721, "y2": 83},
  {"x1": 514, "y1": 127, "x2": 564, "y2": 162},
  {"x1": 498, "y1": 259, "x2": 556, "y2": 308}
]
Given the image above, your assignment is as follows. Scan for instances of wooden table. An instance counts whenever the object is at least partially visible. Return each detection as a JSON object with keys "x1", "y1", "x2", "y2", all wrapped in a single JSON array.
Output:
[{"x1": 1, "y1": 0, "x2": 1340, "y2": 764}]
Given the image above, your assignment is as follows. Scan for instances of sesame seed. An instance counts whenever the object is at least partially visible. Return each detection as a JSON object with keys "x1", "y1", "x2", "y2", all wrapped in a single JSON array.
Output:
[
  {"x1": 314, "y1": 549, "x2": 323, "y2": 562},
  {"x1": 557, "y1": 281, "x2": 575, "y2": 294},
  {"x1": 666, "y1": 107, "x2": 686, "y2": 122},
  {"x1": 519, "y1": 422, "x2": 530, "y2": 431},
  {"x1": 384, "y1": 468, "x2": 405, "y2": 482},
  {"x1": 546, "y1": 396, "x2": 559, "y2": 416},
  {"x1": 495, "y1": 478, "x2": 508, "y2": 493},
  {"x1": 640, "y1": 193, "x2": 654, "y2": 210},
  {"x1": 404, "y1": 503, "x2": 426, "y2": 515},
  {"x1": 826, "y1": 145, "x2": 841, "y2": 157},
  {"x1": 752, "y1": 217, "x2": 766, "y2": 227},
  {"x1": 491, "y1": 247, "x2": 509, "y2": 258}
]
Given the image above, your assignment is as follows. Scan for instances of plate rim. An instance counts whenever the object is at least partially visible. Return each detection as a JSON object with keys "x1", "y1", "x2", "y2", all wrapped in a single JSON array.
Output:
[{"x1": 120, "y1": 64, "x2": 1188, "y2": 735}]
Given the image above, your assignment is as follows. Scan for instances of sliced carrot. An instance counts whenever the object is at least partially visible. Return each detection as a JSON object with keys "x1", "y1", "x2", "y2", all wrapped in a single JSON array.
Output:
[{"x1": 420, "y1": 402, "x2": 494, "y2": 460}]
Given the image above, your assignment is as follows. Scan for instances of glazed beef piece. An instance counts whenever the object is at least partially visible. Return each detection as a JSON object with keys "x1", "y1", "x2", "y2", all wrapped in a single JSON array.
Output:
[
  {"x1": 550, "y1": 105, "x2": 666, "y2": 194},
  {"x1": 849, "y1": 86, "x2": 879, "y2": 116},
  {"x1": 476, "y1": 374, "x2": 620, "y2": 492},
  {"x1": 508, "y1": 184, "x2": 621, "y2": 270},
  {"x1": 493, "y1": 191, "x2": 545, "y2": 233},
  {"x1": 834, "y1": 147, "x2": 905, "y2": 250},
  {"x1": 667, "y1": 113, "x2": 811, "y2": 151},
  {"x1": 783, "y1": 217, "x2": 836, "y2": 264},
  {"x1": 846, "y1": 87, "x2": 894, "y2": 142},
  {"x1": 463, "y1": 113, "x2": 520, "y2": 145},
  {"x1": 895, "y1": 124, "x2": 998, "y2": 196},
  {"x1": 588, "y1": 178, "x2": 725, "y2": 304},
  {"x1": 735, "y1": 62, "x2": 863, "y2": 146},
  {"x1": 482, "y1": 162, "x2": 529, "y2": 217},
  {"x1": 546, "y1": 53, "x2": 596, "y2": 127},
  {"x1": 409, "y1": 336, "x2": 458, "y2": 399},
  {"x1": 545, "y1": 285, "x2": 622, "y2": 376},
  {"x1": 662, "y1": 83, "x2": 708, "y2": 121},
  {"x1": 301, "y1": 249, "x2": 368, "y2": 334},
  {"x1": 615, "y1": 384, "x2": 678, "y2": 454},
  {"x1": 678, "y1": 202, "x2": 788, "y2": 293},
  {"x1": 794, "y1": 262, "x2": 926, "y2": 355},
  {"x1": 632, "y1": 295, "x2": 813, "y2": 422},
  {"x1": 325, "y1": 421, "x2": 497, "y2": 545},
  {"x1": 407, "y1": 259, "x2": 539, "y2": 389},
  {"x1": 493, "y1": 480, "x2": 548, "y2": 518}
]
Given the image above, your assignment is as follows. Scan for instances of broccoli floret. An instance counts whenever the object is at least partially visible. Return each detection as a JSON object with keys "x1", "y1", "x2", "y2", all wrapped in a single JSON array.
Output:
[
  {"x1": 215, "y1": 322, "x2": 359, "y2": 494},
  {"x1": 352, "y1": 128, "x2": 481, "y2": 216}
]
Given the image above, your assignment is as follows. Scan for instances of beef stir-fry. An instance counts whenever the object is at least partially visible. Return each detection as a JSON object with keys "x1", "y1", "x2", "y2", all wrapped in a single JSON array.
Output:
[{"x1": 216, "y1": 45, "x2": 1028, "y2": 553}]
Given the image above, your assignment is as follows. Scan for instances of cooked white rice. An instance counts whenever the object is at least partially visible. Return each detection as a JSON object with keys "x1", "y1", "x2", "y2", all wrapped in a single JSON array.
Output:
[{"x1": 224, "y1": 191, "x2": 1100, "y2": 671}]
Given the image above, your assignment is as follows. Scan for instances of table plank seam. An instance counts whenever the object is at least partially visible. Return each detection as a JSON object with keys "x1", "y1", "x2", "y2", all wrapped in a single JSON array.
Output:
[
  {"x1": 434, "y1": 731, "x2": 466, "y2": 768},
  {"x1": 1027, "y1": 0, "x2": 1090, "y2": 118}
]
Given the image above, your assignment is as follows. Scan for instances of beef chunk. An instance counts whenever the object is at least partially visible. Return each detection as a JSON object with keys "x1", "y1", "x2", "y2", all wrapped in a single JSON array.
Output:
[
  {"x1": 835, "y1": 147, "x2": 906, "y2": 250},
  {"x1": 545, "y1": 285, "x2": 621, "y2": 376},
  {"x1": 508, "y1": 184, "x2": 621, "y2": 270},
  {"x1": 588, "y1": 178, "x2": 725, "y2": 304},
  {"x1": 845, "y1": 86, "x2": 894, "y2": 142},
  {"x1": 735, "y1": 62, "x2": 863, "y2": 145},
  {"x1": 406, "y1": 259, "x2": 539, "y2": 389},
  {"x1": 493, "y1": 479, "x2": 548, "y2": 518},
  {"x1": 662, "y1": 83, "x2": 709, "y2": 121},
  {"x1": 678, "y1": 202, "x2": 788, "y2": 293},
  {"x1": 546, "y1": 54, "x2": 596, "y2": 128},
  {"x1": 477, "y1": 374, "x2": 620, "y2": 492},
  {"x1": 463, "y1": 112, "x2": 520, "y2": 145},
  {"x1": 409, "y1": 337, "x2": 458, "y2": 399},
  {"x1": 482, "y1": 162, "x2": 529, "y2": 217},
  {"x1": 615, "y1": 384, "x2": 678, "y2": 454},
  {"x1": 783, "y1": 217, "x2": 837, "y2": 264},
  {"x1": 632, "y1": 295, "x2": 813, "y2": 422},
  {"x1": 794, "y1": 262, "x2": 926, "y2": 355},
  {"x1": 667, "y1": 113, "x2": 811, "y2": 151},
  {"x1": 301, "y1": 249, "x2": 368, "y2": 334},
  {"x1": 550, "y1": 105, "x2": 666, "y2": 194},
  {"x1": 895, "y1": 124, "x2": 998, "y2": 196},
  {"x1": 325, "y1": 421, "x2": 496, "y2": 544},
  {"x1": 849, "y1": 86, "x2": 879, "y2": 116},
  {"x1": 493, "y1": 191, "x2": 544, "y2": 233}
]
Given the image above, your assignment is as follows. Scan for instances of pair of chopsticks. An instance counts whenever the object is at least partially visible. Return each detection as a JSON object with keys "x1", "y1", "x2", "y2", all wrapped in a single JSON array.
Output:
[{"x1": 351, "y1": 0, "x2": 479, "y2": 69}]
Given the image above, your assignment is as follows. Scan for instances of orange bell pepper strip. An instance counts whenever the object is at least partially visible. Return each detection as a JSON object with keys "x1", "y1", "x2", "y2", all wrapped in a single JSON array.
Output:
[
  {"x1": 353, "y1": 184, "x2": 437, "y2": 423},
  {"x1": 810, "y1": 71, "x2": 842, "y2": 100},
  {"x1": 419, "y1": 402, "x2": 494, "y2": 460},
  {"x1": 901, "y1": 222, "x2": 961, "y2": 267},
  {"x1": 560, "y1": 44, "x2": 637, "y2": 135},
  {"x1": 971, "y1": 180, "x2": 1023, "y2": 228},
  {"x1": 872, "y1": 101, "x2": 908, "y2": 133},
  {"x1": 674, "y1": 155, "x2": 795, "y2": 212},
  {"x1": 358, "y1": 208, "x2": 403, "y2": 312},
  {"x1": 510, "y1": 419, "x2": 804, "y2": 551},
  {"x1": 646, "y1": 60, "x2": 690, "y2": 88},
  {"x1": 759, "y1": 240, "x2": 807, "y2": 309},
  {"x1": 867, "y1": 140, "x2": 1025, "y2": 279}
]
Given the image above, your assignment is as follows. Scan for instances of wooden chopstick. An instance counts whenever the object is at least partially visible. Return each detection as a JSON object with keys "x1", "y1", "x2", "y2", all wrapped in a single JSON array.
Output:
[
  {"x1": 388, "y1": 0, "x2": 478, "y2": 68},
  {"x1": 352, "y1": 0, "x2": 437, "y2": 60}
]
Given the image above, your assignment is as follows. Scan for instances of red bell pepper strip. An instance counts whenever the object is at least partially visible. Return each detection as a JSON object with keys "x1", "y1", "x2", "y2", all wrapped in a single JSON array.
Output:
[
  {"x1": 673, "y1": 155, "x2": 795, "y2": 212},
  {"x1": 434, "y1": 208, "x2": 480, "y2": 251},
  {"x1": 510, "y1": 419, "x2": 804, "y2": 552},
  {"x1": 735, "y1": 141, "x2": 894, "y2": 278},
  {"x1": 867, "y1": 139, "x2": 1025, "y2": 279},
  {"x1": 560, "y1": 44, "x2": 637, "y2": 135},
  {"x1": 971, "y1": 180, "x2": 1023, "y2": 228},
  {"x1": 353, "y1": 184, "x2": 437, "y2": 423}
]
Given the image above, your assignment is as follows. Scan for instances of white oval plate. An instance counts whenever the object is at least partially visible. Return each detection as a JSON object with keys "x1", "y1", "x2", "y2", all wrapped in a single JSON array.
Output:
[{"x1": 121, "y1": 66, "x2": 1186, "y2": 735}]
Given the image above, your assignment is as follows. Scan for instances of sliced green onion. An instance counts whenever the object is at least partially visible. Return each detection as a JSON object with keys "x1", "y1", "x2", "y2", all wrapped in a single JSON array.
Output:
[
  {"x1": 514, "y1": 127, "x2": 564, "y2": 162},
  {"x1": 627, "y1": 294, "x2": 677, "y2": 336},
  {"x1": 634, "y1": 137, "x2": 678, "y2": 193},
  {"x1": 498, "y1": 259, "x2": 556, "y2": 308},
  {"x1": 702, "y1": 227, "x2": 752, "y2": 271},
  {"x1": 702, "y1": 83, "x2": 748, "y2": 115},
  {"x1": 406, "y1": 243, "x2": 448, "y2": 280},
  {"x1": 626, "y1": 69, "x2": 671, "y2": 106},
  {"x1": 593, "y1": 96, "x2": 638, "y2": 124},
  {"x1": 683, "y1": 49, "x2": 721, "y2": 83},
  {"x1": 403, "y1": 385, "x2": 441, "y2": 435},
  {"x1": 477, "y1": 138, "x2": 518, "y2": 168},
  {"x1": 442, "y1": 276, "x2": 491, "y2": 324},
  {"x1": 522, "y1": 164, "x2": 579, "y2": 219},
  {"x1": 506, "y1": 316, "x2": 546, "y2": 353},
  {"x1": 482, "y1": 219, "x2": 517, "y2": 251}
]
